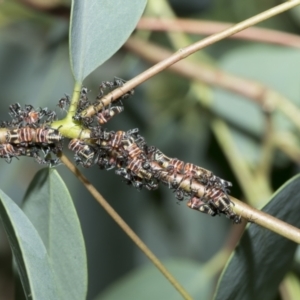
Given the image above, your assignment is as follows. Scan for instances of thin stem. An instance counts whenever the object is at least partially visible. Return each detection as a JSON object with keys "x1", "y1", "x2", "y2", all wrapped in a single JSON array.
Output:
[
  {"x1": 147, "y1": 161, "x2": 300, "y2": 244},
  {"x1": 81, "y1": 0, "x2": 300, "y2": 118},
  {"x1": 66, "y1": 81, "x2": 82, "y2": 121},
  {"x1": 124, "y1": 37, "x2": 300, "y2": 132},
  {"x1": 274, "y1": 132, "x2": 300, "y2": 163},
  {"x1": 211, "y1": 118, "x2": 273, "y2": 205},
  {"x1": 256, "y1": 111, "x2": 274, "y2": 180},
  {"x1": 137, "y1": 18, "x2": 300, "y2": 49},
  {"x1": 232, "y1": 196, "x2": 300, "y2": 244},
  {"x1": 59, "y1": 153, "x2": 193, "y2": 300},
  {"x1": 51, "y1": 82, "x2": 91, "y2": 140}
]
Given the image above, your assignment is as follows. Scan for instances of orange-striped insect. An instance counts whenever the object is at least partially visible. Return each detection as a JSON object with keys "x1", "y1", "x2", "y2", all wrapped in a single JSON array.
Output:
[{"x1": 68, "y1": 139, "x2": 95, "y2": 168}]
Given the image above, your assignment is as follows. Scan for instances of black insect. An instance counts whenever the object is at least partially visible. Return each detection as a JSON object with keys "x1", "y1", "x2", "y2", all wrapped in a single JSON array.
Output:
[
  {"x1": 68, "y1": 138, "x2": 96, "y2": 168},
  {"x1": 57, "y1": 95, "x2": 71, "y2": 111}
]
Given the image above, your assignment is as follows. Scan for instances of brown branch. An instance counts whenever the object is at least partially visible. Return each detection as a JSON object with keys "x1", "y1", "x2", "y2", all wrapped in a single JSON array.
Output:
[
  {"x1": 56, "y1": 125, "x2": 300, "y2": 245},
  {"x1": 124, "y1": 37, "x2": 300, "y2": 131},
  {"x1": 137, "y1": 18, "x2": 300, "y2": 49},
  {"x1": 146, "y1": 160, "x2": 300, "y2": 244},
  {"x1": 80, "y1": 0, "x2": 300, "y2": 118}
]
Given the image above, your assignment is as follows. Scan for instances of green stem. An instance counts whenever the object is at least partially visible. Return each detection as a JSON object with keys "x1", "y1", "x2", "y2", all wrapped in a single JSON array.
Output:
[{"x1": 51, "y1": 81, "x2": 90, "y2": 140}]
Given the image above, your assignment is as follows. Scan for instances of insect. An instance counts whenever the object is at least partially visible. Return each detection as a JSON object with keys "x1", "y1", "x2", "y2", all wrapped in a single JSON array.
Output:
[
  {"x1": 68, "y1": 138, "x2": 96, "y2": 168},
  {"x1": 115, "y1": 162, "x2": 158, "y2": 191},
  {"x1": 106, "y1": 131, "x2": 126, "y2": 150},
  {"x1": 6, "y1": 126, "x2": 63, "y2": 151},
  {"x1": 96, "y1": 155, "x2": 115, "y2": 170},
  {"x1": 73, "y1": 114, "x2": 95, "y2": 129},
  {"x1": 22, "y1": 105, "x2": 40, "y2": 126},
  {"x1": 8, "y1": 103, "x2": 56, "y2": 127},
  {"x1": 6, "y1": 127, "x2": 33, "y2": 145},
  {"x1": 126, "y1": 157, "x2": 152, "y2": 180},
  {"x1": 122, "y1": 138, "x2": 145, "y2": 160},
  {"x1": 34, "y1": 127, "x2": 63, "y2": 147},
  {"x1": 0, "y1": 143, "x2": 21, "y2": 163},
  {"x1": 91, "y1": 126, "x2": 112, "y2": 142},
  {"x1": 115, "y1": 168, "x2": 144, "y2": 190},
  {"x1": 57, "y1": 95, "x2": 71, "y2": 111},
  {"x1": 8, "y1": 103, "x2": 23, "y2": 123},
  {"x1": 97, "y1": 77, "x2": 134, "y2": 100},
  {"x1": 148, "y1": 146, "x2": 231, "y2": 193},
  {"x1": 187, "y1": 197, "x2": 218, "y2": 217},
  {"x1": 202, "y1": 186, "x2": 241, "y2": 223},
  {"x1": 96, "y1": 105, "x2": 124, "y2": 124}
]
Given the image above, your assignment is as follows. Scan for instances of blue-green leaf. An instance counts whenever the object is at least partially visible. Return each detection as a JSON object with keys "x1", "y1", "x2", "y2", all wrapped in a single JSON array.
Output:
[
  {"x1": 213, "y1": 45, "x2": 300, "y2": 136},
  {"x1": 94, "y1": 258, "x2": 213, "y2": 300},
  {"x1": 22, "y1": 168, "x2": 87, "y2": 300},
  {"x1": 70, "y1": 0, "x2": 147, "y2": 81},
  {"x1": 0, "y1": 190, "x2": 58, "y2": 300},
  {"x1": 214, "y1": 174, "x2": 300, "y2": 300}
]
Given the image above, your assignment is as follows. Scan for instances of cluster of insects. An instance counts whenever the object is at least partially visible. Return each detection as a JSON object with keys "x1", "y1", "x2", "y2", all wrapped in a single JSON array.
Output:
[
  {"x1": 0, "y1": 103, "x2": 62, "y2": 165},
  {"x1": 0, "y1": 77, "x2": 241, "y2": 223}
]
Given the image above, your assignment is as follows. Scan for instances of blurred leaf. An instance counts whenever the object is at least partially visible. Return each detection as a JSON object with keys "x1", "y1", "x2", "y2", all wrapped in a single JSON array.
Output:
[
  {"x1": 0, "y1": 190, "x2": 58, "y2": 300},
  {"x1": 22, "y1": 168, "x2": 87, "y2": 300},
  {"x1": 281, "y1": 273, "x2": 300, "y2": 299},
  {"x1": 70, "y1": 0, "x2": 147, "y2": 81},
  {"x1": 212, "y1": 45, "x2": 300, "y2": 165},
  {"x1": 290, "y1": 5, "x2": 300, "y2": 27},
  {"x1": 0, "y1": 1, "x2": 52, "y2": 27},
  {"x1": 94, "y1": 258, "x2": 213, "y2": 300},
  {"x1": 213, "y1": 45, "x2": 300, "y2": 136},
  {"x1": 214, "y1": 174, "x2": 300, "y2": 300}
]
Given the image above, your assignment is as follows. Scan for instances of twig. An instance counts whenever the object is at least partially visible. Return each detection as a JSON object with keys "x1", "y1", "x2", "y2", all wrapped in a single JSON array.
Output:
[
  {"x1": 124, "y1": 37, "x2": 300, "y2": 132},
  {"x1": 256, "y1": 110, "x2": 274, "y2": 180},
  {"x1": 137, "y1": 18, "x2": 300, "y2": 49},
  {"x1": 147, "y1": 161, "x2": 300, "y2": 244},
  {"x1": 274, "y1": 132, "x2": 300, "y2": 164},
  {"x1": 59, "y1": 153, "x2": 193, "y2": 300},
  {"x1": 210, "y1": 118, "x2": 272, "y2": 205},
  {"x1": 232, "y1": 196, "x2": 300, "y2": 244}
]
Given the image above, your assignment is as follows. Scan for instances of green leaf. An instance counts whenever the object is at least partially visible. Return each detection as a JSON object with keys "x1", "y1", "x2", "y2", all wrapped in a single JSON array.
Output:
[
  {"x1": 70, "y1": 0, "x2": 147, "y2": 81},
  {"x1": 22, "y1": 168, "x2": 87, "y2": 300},
  {"x1": 94, "y1": 258, "x2": 213, "y2": 300},
  {"x1": 213, "y1": 45, "x2": 300, "y2": 137},
  {"x1": 214, "y1": 174, "x2": 300, "y2": 300},
  {"x1": 0, "y1": 190, "x2": 58, "y2": 300}
]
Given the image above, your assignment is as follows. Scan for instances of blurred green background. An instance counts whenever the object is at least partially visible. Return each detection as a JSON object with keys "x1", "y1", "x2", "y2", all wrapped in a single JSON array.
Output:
[{"x1": 1, "y1": 0, "x2": 300, "y2": 299}]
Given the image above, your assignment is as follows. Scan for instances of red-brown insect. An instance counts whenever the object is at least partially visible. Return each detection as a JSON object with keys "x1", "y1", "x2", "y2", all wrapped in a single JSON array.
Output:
[
  {"x1": 6, "y1": 127, "x2": 33, "y2": 145},
  {"x1": 202, "y1": 187, "x2": 241, "y2": 223},
  {"x1": 187, "y1": 197, "x2": 218, "y2": 217},
  {"x1": 6, "y1": 127, "x2": 63, "y2": 151},
  {"x1": 96, "y1": 106, "x2": 124, "y2": 124},
  {"x1": 109, "y1": 131, "x2": 126, "y2": 149},
  {"x1": 126, "y1": 157, "x2": 152, "y2": 180},
  {"x1": 0, "y1": 143, "x2": 21, "y2": 163},
  {"x1": 123, "y1": 138, "x2": 145, "y2": 160},
  {"x1": 8, "y1": 103, "x2": 56, "y2": 127},
  {"x1": 34, "y1": 127, "x2": 63, "y2": 146}
]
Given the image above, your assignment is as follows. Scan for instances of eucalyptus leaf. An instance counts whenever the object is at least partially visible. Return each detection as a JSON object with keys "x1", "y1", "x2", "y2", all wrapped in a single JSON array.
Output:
[
  {"x1": 94, "y1": 258, "x2": 213, "y2": 300},
  {"x1": 70, "y1": 0, "x2": 147, "y2": 81},
  {"x1": 213, "y1": 45, "x2": 300, "y2": 137},
  {"x1": 214, "y1": 174, "x2": 300, "y2": 300},
  {"x1": 0, "y1": 190, "x2": 58, "y2": 300},
  {"x1": 22, "y1": 168, "x2": 87, "y2": 300}
]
